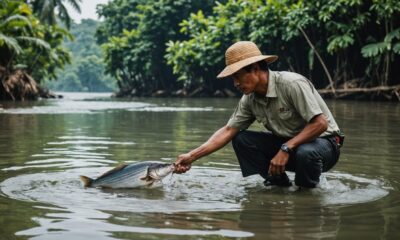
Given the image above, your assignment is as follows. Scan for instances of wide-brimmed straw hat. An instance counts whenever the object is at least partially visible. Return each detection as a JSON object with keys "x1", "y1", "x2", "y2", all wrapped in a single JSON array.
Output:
[{"x1": 217, "y1": 41, "x2": 278, "y2": 78}]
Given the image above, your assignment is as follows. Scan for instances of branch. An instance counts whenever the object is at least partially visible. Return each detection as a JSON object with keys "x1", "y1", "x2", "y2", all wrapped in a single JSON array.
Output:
[
  {"x1": 318, "y1": 85, "x2": 400, "y2": 94},
  {"x1": 298, "y1": 26, "x2": 336, "y2": 97}
]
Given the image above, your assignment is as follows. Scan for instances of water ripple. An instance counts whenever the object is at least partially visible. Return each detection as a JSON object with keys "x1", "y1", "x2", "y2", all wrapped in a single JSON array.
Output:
[
  {"x1": 1, "y1": 135, "x2": 135, "y2": 171},
  {"x1": 0, "y1": 167, "x2": 391, "y2": 212}
]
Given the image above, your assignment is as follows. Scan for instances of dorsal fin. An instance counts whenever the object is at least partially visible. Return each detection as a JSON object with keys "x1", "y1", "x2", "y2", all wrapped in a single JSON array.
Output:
[
  {"x1": 97, "y1": 163, "x2": 128, "y2": 180},
  {"x1": 139, "y1": 166, "x2": 153, "y2": 181}
]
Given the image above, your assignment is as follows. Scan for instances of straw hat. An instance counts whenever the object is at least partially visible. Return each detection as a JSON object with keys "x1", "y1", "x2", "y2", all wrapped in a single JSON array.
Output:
[{"x1": 217, "y1": 41, "x2": 278, "y2": 78}]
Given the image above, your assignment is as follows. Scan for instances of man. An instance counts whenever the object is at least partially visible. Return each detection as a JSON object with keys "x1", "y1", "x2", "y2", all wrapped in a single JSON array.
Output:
[{"x1": 174, "y1": 41, "x2": 343, "y2": 188}]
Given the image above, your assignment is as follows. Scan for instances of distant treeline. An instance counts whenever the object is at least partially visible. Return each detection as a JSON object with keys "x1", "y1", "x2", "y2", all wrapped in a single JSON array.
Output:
[
  {"x1": 97, "y1": 0, "x2": 400, "y2": 99},
  {"x1": 45, "y1": 19, "x2": 116, "y2": 92},
  {"x1": 1, "y1": 0, "x2": 399, "y2": 100}
]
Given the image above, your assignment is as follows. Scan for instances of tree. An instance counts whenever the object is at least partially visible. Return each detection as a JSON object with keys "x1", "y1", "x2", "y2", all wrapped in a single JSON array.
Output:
[
  {"x1": 27, "y1": 0, "x2": 82, "y2": 29},
  {"x1": 0, "y1": 0, "x2": 51, "y2": 72},
  {"x1": 97, "y1": 0, "x2": 216, "y2": 95},
  {"x1": 1, "y1": 0, "x2": 75, "y2": 100}
]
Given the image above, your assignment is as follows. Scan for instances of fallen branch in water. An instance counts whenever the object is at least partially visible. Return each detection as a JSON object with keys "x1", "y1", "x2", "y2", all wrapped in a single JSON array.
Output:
[{"x1": 318, "y1": 85, "x2": 400, "y2": 101}]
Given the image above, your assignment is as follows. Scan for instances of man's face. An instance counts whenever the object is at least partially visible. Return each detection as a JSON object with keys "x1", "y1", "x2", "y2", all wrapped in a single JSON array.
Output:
[{"x1": 232, "y1": 67, "x2": 259, "y2": 95}]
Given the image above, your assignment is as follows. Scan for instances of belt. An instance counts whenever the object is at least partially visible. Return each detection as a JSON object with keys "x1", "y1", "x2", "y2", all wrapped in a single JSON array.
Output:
[{"x1": 322, "y1": 134, "x2": 344, "y2": 148}]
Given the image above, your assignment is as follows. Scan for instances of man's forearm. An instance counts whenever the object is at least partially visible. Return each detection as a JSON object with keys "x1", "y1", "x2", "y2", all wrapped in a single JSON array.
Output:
[
  {"x1": 187, "y1": 125, "x2": 239, "y2": 162},
  {"x1": 286, "y1": 114, "x2": 328, "y2": 150}
]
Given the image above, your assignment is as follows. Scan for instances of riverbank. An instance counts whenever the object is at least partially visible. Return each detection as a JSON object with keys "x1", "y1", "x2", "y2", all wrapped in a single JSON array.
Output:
[
  {"x1": 0, "y1": 70, "x2": 62, "y2": 101},
  {"x1": 112, "y1": 85, "x2": 400, "y2": 102},
  {"x1": 1, "y1": 71, "x2": 399, "y2": 102}
]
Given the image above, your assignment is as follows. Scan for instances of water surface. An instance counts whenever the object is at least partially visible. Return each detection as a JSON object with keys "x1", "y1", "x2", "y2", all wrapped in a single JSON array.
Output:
[{"x1": 0, "y1": 93, "x2": 399, "y2": 239}]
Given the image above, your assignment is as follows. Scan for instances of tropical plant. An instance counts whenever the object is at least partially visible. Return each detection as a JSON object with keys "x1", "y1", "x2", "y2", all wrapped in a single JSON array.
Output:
[
  {"x1": 1, "y1": 0, "x2": 73, "y2": 83},
  {"x1": 98, "y1": 0, "x2": 400, "y2": 97},
  {"x1": 26, "y1": 0, "x2": 82, "y2": 29},
  {"x1": 97, "y1": 0, "x2": 216, "y2": 95},
  {"x1": 0, "y1": 0, "x2": 51, "y2": 73}
]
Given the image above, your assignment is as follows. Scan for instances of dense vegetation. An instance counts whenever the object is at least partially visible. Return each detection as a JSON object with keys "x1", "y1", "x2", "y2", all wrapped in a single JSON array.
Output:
[
  {"x1": 0, "y1": 0, "x2": 80, "y2": 100},
  {"x1": 98, "y1": 0, "x2": 400, "y2": 99},
  {"x1": 1, "y1": 0, "x2": 399, "y2": 100},
  {"x1": 45, "y1": 19, "x2": 116, "y2": 92},
  {"x1": 96, "y1": 0, "x2": 217, "y2": 97}
]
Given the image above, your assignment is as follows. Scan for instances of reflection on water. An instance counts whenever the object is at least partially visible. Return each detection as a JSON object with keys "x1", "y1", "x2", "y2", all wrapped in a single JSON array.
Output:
[{"x1": 0, "y1": 93, "x2": 400, "y2": 239}]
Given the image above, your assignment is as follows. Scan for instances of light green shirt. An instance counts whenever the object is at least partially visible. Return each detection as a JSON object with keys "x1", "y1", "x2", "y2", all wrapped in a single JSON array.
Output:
[{"x1": 227, "y1": 71, "x2": 340, "y2": 138}]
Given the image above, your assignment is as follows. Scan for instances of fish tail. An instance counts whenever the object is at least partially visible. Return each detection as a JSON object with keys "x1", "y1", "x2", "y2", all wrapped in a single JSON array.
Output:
[{"x1": 79, "y1": 175, "x2": 94, "y2": 188}]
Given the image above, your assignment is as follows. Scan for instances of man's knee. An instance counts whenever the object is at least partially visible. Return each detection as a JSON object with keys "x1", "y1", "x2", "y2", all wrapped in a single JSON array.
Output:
[
  {"x1": 295, "y1": 144, "x2": 321, "y2": 165},
  {"x1": 294, "y1": 144, "x2": 323, "y2": 188}
]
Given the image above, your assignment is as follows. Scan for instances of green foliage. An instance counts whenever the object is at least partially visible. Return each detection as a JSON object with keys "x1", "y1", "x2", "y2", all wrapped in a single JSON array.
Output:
[
  {"x1": 99, "y1": 0, "x2": 400, "y2": 93},
  {"x1": 97, "y1": 0, "x2": 216, "y2": 94},
  {"x1": 28, "y1": 0, "x2": 82, "y2": 29},
  {"x1": 0, "y1": 0, "x2": 71, "y2": 83},
  {"x1": 167, "y1": 0, "x2": 400, "y2": 88},
  {"x1": 362, "y1": 28, "x2": 400, "y2": 57}
]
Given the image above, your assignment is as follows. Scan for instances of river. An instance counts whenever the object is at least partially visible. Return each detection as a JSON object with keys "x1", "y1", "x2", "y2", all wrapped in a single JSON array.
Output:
[{"x1": 0, "y1": 92, "x2": 399, "y2": 239}]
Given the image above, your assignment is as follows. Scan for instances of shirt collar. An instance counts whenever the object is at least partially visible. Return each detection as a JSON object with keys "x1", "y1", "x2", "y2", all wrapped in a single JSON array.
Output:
[{"x1": 266, "y1": 70, "x2": 277, "y2": 98}]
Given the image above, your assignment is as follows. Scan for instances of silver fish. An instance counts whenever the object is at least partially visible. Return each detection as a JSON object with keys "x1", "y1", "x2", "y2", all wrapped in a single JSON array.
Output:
[{"x1": 80, "y1": 162, "x2": 174, "y2": 188}]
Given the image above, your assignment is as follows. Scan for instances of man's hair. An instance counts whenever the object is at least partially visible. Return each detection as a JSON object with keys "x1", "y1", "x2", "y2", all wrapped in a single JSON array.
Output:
[{"x1": 243, "y1": 60, "x2": 269, "y2": 73}]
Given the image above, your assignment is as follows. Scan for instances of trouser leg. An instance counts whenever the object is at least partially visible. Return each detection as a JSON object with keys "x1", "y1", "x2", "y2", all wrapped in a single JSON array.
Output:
[
  {"x1": 232, "y1": 130, "x2": 340, "y2": 188},
  {"x1": 231, "y1": 130, "x2": 284, "y2": 179},
  {"x1": 292, "y1": 137, "x2": 339, "y2": 188}
]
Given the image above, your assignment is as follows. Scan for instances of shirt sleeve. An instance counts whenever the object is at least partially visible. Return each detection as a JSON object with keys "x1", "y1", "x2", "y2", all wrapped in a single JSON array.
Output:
[
  {"x1": 227, "y1": 96, "x2": 255, "y2": 130},
  {"x1": 288, "y1": 79, "x2": 323, "y2": 122}
]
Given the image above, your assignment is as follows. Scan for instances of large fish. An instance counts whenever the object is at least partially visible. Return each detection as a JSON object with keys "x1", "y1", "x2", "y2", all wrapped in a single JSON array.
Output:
[{"x1": 80, "y1": 162, "x2": 175, "y2": 188}]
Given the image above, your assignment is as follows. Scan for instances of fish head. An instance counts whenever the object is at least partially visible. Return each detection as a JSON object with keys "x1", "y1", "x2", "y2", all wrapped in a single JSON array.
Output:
[{"x1": 147, "y1": 163, "x2": 175, "y2": 180}]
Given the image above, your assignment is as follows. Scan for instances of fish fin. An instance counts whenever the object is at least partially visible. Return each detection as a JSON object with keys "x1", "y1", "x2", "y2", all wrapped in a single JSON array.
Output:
[
  {"x1": 97, "y1": 163, "x2": 128, "y2": 180},
  {"x1": 79, "y1": 175, "x2": 94, "y2": 188},
  {"x1": 140, "y1": 175, "x2": 152, "y2": 181},
  {"x1": 139, "y1": 166, "x2": 153, "y2": 181}
]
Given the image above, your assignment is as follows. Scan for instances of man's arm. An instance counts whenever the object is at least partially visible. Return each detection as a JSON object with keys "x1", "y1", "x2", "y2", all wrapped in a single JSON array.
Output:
[
  {"x1": 174, "y1": 125, "x2": 239, "y2": 173},
  {"x1": 268, "y1": 114, "x2": 328, "y2": 175}
]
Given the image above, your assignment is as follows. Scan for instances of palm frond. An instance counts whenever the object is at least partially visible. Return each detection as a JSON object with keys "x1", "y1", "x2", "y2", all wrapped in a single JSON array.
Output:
[
  {"x1": 40, "y1": 0, "x2": 56, "y2": 25},
  {"x1": 66, "y1": 0, "x2": 82, "y2": 13},
  {"x1": 0, "y1": 33, "x2": 23, "y2": 55},
  {"x1": 17, "y1": 36, "x2": 51, "y2": 51},
  {"x1": 0, "y1": 15, "x2": 32, "y2": 30},
  {"x1": 57, "y1": 3, "x2": 72, "y2": 29}
]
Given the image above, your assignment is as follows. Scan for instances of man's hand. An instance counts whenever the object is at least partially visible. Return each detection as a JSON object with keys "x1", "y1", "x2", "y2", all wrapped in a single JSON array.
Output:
[
  {"x1": 268, "y1": 150, "x2": 289, "y2": 175},
  {"x1": 173, "y1": 153, "x2": 193, "y2": 174}
]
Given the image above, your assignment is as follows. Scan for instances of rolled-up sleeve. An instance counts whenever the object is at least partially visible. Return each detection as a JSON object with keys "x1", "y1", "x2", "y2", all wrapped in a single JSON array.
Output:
[{"x1": 227, "y1": 96, "x2": 255, "y2": 130}]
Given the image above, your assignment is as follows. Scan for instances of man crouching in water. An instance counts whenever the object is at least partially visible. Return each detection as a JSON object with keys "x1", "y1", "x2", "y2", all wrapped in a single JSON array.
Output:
[{"x1": 174, "y1": 41, "x2": 343, "y2": 188}]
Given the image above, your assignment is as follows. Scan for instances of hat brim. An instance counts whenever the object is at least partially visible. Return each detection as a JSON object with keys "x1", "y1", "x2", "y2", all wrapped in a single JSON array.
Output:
[{"x1": 216, "y1": 55, "x2": 278, "y2": 79}]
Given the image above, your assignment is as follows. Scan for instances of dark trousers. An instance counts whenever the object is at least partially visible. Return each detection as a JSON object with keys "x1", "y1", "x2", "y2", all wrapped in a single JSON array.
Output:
[{"x1": 232, "y1": 130, "x2": 340, "y2": 188}]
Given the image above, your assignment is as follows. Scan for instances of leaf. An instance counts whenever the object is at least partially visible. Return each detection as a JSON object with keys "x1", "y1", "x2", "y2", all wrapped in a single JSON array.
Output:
[
  {"x1": 393, "y1": 43, "x2": 400, "y2": 55},
  {"x1": 17, "y1": 36, "x2": 51, "y2": 51},
  {"x1": 384, "y1": 28, "x2": 400, "y2": 43},
  {"x1": 1, "y1": 15, "x2": 32, "y2": 30},
  {"x1": 0, "y1": 33, "x2": 23, "y2": 55},
  {"x1": 361, "y1": 42, "x2": 387, "y2": 58}
]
